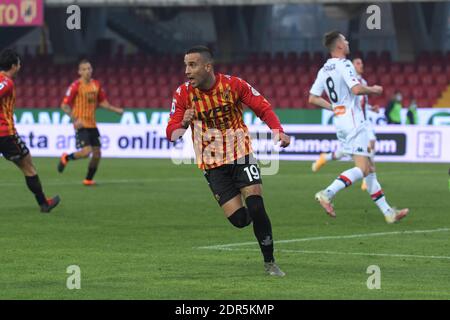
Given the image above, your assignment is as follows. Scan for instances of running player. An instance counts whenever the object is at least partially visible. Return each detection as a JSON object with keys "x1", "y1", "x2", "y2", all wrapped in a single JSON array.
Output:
[
  {"x1": 0, "y1": 49, "x2": 60, "y2": 213},
  {"x1": 312, "y1": 57, "x2": 380, "y2": 190},
  {"x1": 166, "y1": 46, "x2": 291, "y2": 276},
  {"x1": 308, "y1": 31, "x2": 409, "y2": 224},
  {"x1": 57, "y1": 59, "x2": 123, "y2": 185}
]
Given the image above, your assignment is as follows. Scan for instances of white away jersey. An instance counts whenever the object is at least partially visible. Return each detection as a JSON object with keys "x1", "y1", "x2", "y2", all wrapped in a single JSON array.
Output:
[{"x1": 310, "y1": 58, "x2": 365, "y2": 134}]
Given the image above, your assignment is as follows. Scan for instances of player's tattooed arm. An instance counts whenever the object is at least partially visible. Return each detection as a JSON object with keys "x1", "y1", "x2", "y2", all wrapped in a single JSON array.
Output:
[{"x1": 308, "y1": 94, "x2": 332, "y2": 111}]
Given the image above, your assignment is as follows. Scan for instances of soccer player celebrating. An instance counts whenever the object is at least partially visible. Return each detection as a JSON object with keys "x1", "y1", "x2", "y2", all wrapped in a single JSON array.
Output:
[
  {"x1": 0, "y1": 49, "x2": 60, "y2": 213},
  {"x1": 308, "y1": 31, "x2": 408, "y2": 224},
  {"x1": 57, "y1": 59, "x2": 123, "y2": 185},
  {"x1": 312, "y1": 57, "x2": 380, "y2": 191},
  {"x1": 166, "y1": 46, "x2": 291, "y2": 276}
]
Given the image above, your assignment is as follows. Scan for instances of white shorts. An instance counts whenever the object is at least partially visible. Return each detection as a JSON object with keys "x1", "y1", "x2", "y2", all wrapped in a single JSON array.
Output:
[
  {"x1": 366, "y1": 121, "x2": 377, "y2": 141},
  {"x1": 337, "y1": 124, "x2": 372, "y2": 157}
]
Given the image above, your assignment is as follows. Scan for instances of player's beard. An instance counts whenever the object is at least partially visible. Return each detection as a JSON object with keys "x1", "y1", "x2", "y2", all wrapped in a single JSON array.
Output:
[{"x1": 189, "y1": 78, "x2": 198, "y2": 88}]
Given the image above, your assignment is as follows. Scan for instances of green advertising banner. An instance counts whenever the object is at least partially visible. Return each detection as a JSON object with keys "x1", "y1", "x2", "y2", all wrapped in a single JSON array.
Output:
[
  {"x1": 13, "y1": 109, "x2": 323, "y2": 125},
  {"x1": 13, "y1": 108, "x2": 449, "y2": 126}
]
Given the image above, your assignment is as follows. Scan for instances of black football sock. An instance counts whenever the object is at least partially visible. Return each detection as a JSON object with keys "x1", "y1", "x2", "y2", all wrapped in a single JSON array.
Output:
[
  {"x1": 228, "y1": 207, "x2": 252, "y2": 228},
  {"x1": 245, "y1": 195, "x2": 274, "y2": 263},
  {"x1": 67, "y1": 153, "x2": 76, "y2": 161},
  {"x1": 86, "y1": 166, "x2": 98, "y2": 180},
  {"x1": 25, "y1": 175, "x2": 47, "y2": 205}
]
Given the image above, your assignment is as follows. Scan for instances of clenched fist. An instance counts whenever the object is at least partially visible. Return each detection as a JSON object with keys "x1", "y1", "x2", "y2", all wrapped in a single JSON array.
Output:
[
  {"x1": 182, "y1": 108, "x2": 196, "y2": 128},
  {"x1": 273, "y1": 130, "x2": 291, "y2": 148}
]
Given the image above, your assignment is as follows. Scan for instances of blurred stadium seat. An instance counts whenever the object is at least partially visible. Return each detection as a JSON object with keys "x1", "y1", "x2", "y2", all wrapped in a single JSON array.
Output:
[{"x1": 10, "y1": 49, "x2": 448, "y2": 109}]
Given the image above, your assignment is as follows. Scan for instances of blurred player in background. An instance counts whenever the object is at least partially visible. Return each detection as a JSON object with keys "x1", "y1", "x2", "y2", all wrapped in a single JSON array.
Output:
[
  {"x1": 57, "y1": 59, "x2": 123, "y2": 185},
  {"x1": 308, "y1": 31, "x2": 408, "y2": 224},
  {"x1": 312, "y1": 57, "x2": 380, "y2": 191},
  {"x1": 0, "y1": 49, "x2": 60, "y2": 212},
  {"x1": 166, "y1": 46, "x2": 291, "y2": 276}
]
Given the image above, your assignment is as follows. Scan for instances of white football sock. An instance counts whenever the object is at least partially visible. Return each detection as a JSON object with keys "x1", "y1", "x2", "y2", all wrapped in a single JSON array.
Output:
[
  {"x1": 365, "y1": 173, "x2": 392, "y2": 216},
  {"x1": 325, "y1": 167, "x2": 364, "y2": 199}
]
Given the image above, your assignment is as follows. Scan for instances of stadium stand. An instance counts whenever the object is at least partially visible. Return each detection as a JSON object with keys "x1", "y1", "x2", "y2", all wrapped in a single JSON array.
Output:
[{"x1": 11, "y1": 47, "x2": 450, "y2": 109}]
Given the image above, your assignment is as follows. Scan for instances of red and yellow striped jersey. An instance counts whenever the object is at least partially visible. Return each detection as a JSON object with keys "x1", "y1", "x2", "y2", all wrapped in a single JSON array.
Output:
[
  {"x1": 0, "y1": 73, "x2": 16, "y2": 137},
  {"x1": 166, "y1": 73, "x2": 284, "y2": 170},
  {"x1": 62, "y1": 79, "x2": 107, "y2": 128}
]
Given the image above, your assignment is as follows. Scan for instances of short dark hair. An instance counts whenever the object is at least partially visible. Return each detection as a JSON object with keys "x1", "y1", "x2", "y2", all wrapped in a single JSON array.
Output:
[
  {"x1": 78, "y1": 58, "x2": 91, "y2": 67},
  {"x1": 185, "y1": 46, "x2": 213, "y2": 63},
  {"x1": 323, "y1": 31, "x2": 342, "y2": 51},
  {"x1": 0, "y1": 49, "x2": 20, "y2": 71}
]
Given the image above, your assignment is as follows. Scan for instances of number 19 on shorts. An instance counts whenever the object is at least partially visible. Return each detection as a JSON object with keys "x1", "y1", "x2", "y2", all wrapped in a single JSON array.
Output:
[{"x1": 244, "y1": 165, "x2": 260, "y2": 182}]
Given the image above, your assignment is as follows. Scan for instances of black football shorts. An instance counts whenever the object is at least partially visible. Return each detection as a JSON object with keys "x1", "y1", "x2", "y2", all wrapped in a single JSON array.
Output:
[
  {"x1": 75, "y1": 128, "x2": 101, "y2": 149},
  {"x1": 203, "y1": 154, "x2": 262, "y2": 206},
  {"x1": 0, "y1": 133, "x2": 30, "y2": 162}
]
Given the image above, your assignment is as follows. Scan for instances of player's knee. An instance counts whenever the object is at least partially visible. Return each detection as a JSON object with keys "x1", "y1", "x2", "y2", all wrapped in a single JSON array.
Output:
[
  {"x1": 16, "y1": 156, "x2": 36, "y2": 176},
  {"x1": 92, "y1": 149, "x2": 101, "y2": 158},
  {"x1": 228, "y1": 207, "x2": 252, "y2": 228},
  {"x1": 359, "y1": 165, "x2": 370, "y2": 177},
  {"x1": 245, "y1": 195, "x2": 265, "y2": 214},
  {"x1": 80, "y1": 147, "x2": 92, "y2": 158},
  {"x1": 21, "y1": 165, "x2": 36, "y2": 176}
]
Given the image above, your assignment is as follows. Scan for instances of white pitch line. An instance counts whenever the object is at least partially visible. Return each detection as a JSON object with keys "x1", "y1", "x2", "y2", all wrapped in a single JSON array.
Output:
[
  {"x1": 197, "y1": 228, "x2": 450, "y2": 250},
  {"x1": 210, "y1": 248, "x2": 450, "y2": 261}
]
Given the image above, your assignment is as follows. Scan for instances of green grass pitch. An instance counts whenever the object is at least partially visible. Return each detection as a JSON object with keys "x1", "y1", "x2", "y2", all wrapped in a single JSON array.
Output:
[{"x1": 0, "y1": 158, "x2": 449, "y2": 299}]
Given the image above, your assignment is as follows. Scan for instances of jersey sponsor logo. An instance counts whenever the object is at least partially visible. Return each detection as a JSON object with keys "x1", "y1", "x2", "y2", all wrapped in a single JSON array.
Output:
[
  {"x1": 87, "y1": 91, "x2": 97, "y2": 104},
  {"x1": 197, "y1": 104, "x2": 231, "y2": 120},
  {"x1": 333, "y1": 105, "x2": 346, "y2": 116}
]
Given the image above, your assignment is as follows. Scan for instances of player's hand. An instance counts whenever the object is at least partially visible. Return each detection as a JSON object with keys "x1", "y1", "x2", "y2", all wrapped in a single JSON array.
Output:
[
  {"x1": 273, "y1": 130, "x2": 291, "y2": 148},
  {"x1": 182, "y1": 108, "x2": 195, "y2": 128},
  {"x1": 74, "y1": 119, "x2": 83, "y2": 129},
  {"x1": 116, "y1": 107, "x2": 124, "y2": 115},
  {"x1": 372, "y1": 104, "x2": 380, "y2": 113},
  {"x1": 372, "y1": 85, "x2": 383, "y2": 96}
]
